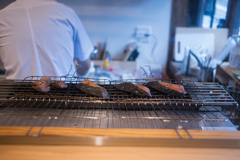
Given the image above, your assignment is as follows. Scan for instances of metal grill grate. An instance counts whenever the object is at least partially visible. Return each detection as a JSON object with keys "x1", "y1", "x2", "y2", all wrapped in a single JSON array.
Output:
[
  {"x1": 9, "y1": 77, "x2": 238, "y2": 109},
  {"x1": 13, "y1": 77, "x2": 204, "y2": 104},
  {"x1": 227, "y1": 86, "x2": 240, "y2": 104},
  {"x1": 110, "y1": 79, "x2": 204, "y2": 104},
  {"x1": 195, "y1": 82, "x2": 238, "y2": 109},
  {"x1": 0, "y1": 78, "x2": 238, "y2": 133},
  {"x1": 0, "y1": 101, "x2": 233, "y2": 129},
  {"x1": 12, "y1": 76, "x2": 111, "y2": 101}
]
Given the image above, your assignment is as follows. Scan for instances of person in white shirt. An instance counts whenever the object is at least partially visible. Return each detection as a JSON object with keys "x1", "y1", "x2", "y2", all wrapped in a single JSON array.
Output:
[{"x1": 0, "y1": 0, "x2": 93, "y2": 79}]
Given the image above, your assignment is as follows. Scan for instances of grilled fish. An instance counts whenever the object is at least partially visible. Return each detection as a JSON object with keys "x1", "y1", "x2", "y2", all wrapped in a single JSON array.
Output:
[
  {"x1": 39, "y1": 76, "x2": 52, "y2": 85},
  {"x1": 115, "y1": 82, "x2": 152, "y2": 97},
  {"x1": 76, "y1": 80, "x2": 108, "y2": 98},
  {"x1": 32, "y1": 81, "x2": 50, "y2": 93},
  {"x1": 52, "y1": 81, "x2": 68, "y2": 89},
  {"x1": 147, "y1": 81, "x2": 187, "y2": 96},
  {"x1": 31, "y1": 76, "x2": 52, "y2": 93}
]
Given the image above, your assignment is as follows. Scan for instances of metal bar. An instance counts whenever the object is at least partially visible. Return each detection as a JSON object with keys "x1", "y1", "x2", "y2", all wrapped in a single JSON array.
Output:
[
  {"x1": 141, "y1": 103, "x2": 155, "y2": 128},
  {"x1": 1, "y1": 99, "x2": 30, "y2": 126},
  {"x1": 26, "y1": 118, "x2": 41, "y2": 136},
  {"x1": 34, "y1": 117, "x2": 51, "y2": 137},
  {"x1": 160, "y1": 101, "x2": 183, "y2": 139},
  {"x1": 147, "y1": 103, "x2": 161, "y2": 128},
  {"x1": 76, "y1": 102, "x2": 85, "y2": 128},
  {"x1": 172, "y1": 103, "x2": 193, "y2": 139},
  {"x1": 182, "y1": 103, "x2": 204, "y2": 130},
  {"x1": 68, "y1": 101, "x2": 78, "y2": 127},
  {"x1": 137, "y1": 103, "x2": 149, "y2": 128}
]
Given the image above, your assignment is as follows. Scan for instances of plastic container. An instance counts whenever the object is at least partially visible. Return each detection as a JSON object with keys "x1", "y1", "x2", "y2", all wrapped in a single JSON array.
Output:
[
  {"x1": 103, "y1": 59, "x2": 110, "y2": 70},
  {"x1": 229, "y1": 41, "x2": 240, "y2": 69},
  {"x1": 214, "y1": 37, "x2": 236, "y2": 64},
  {"x1": 208, "y1": 36, "x2": 237, "y2": 69}
]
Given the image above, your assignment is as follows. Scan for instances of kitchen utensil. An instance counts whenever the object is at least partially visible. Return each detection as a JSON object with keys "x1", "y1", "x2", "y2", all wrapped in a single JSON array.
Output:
[
  {"x1": 174, "y1": 33, "x2": 215, "y2": 61},
  {"x1": 198, "y1": 67, "x2": 214, "y2": 82}
]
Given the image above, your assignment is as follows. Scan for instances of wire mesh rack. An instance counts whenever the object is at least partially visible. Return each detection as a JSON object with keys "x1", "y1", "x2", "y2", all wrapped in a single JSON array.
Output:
[
  {"x1": 227, "y1": 86, "x2": 240, "y2": 104},
  {"x1": 0, "y1": 77, "x2": 238, "y2": 135},
  {"x1": 12, "y1": 76, "x2": 111, "y2": 101},
  {"x1": 110, "y1": 79, "x2": 205, "y2": 105},
  {"x1": 195, "y1": 82, "x2": 238, "y2": 109},
  {"x1": 225, "y1": 86, "x2": 240, "y2": 119},
  {"x1": 0, "y1": 100, "x2": 234, "y2": 129},
  {"x1": 10, "y1": 77, "x2": 238, "y2": 109}
]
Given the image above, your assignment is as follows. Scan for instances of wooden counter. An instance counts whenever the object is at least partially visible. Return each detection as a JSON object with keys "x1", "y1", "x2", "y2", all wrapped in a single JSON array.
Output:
[
  {"x1": 0, "y1": 127, "x2": 240, "y2": 159},
  {"x1": 1, "y1": 127, "x2": 240, "y2": 139},
  {"x1": 1, "y1": 145, "x2": 240, "y2": 160},
  {"x1": 216, "y1": 62, "x2": 240, "y2": 86}
]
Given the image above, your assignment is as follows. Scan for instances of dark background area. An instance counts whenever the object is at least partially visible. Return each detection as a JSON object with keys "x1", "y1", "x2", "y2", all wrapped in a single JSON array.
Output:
[{"x1": 0, "y1": 0, "x2": 15, "y2": 10}]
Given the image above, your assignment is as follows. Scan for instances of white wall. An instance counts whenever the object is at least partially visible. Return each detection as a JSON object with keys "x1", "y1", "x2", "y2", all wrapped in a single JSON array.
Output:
[
  {"x1": 0, "y1": 0, "x2": 172, "y2": 73},
  {"x1": 58, "y1": 0, "x2": 172, "y2": 73}
]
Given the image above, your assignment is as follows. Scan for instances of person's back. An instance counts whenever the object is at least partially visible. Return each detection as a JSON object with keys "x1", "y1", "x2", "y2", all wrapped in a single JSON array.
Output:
[{"x1": 0, "y1": 0, "x2": 93, "y2": 79}]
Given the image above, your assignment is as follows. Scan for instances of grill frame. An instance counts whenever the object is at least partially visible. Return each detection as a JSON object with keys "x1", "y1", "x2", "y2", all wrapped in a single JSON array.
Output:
[
  {"x1": 0, "y1": 78, "x2": 239, "y2": 137},
  {"x1": 9, "y1": 76, "x2": 238, "y2": 110}
]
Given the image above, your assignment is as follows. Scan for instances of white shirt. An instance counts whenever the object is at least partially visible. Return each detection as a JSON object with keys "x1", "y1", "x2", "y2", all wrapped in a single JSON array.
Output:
[{"x1": 0, "y1": 0, "x2": 93, "y2": 79}]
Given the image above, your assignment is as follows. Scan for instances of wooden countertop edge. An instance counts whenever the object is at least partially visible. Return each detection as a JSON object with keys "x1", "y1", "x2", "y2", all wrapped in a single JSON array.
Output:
[
  {"x1": 0, "y1": 126, "x2": 240, "y2": 139},
  {"x1": 1, "y1": 145, "x2": 240, "y2": 160}
]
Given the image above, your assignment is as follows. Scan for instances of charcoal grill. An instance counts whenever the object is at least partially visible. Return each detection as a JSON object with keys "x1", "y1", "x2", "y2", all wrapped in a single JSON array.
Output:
[{"x1": 0, "y1": 76, "x2": 239, "y2": 140}]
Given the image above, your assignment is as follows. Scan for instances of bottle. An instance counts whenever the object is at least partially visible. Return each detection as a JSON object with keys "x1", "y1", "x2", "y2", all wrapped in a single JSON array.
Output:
[
  {"x1": 99, "y1": 59, "x2": 111, "y2": 80},
  {"x1": 214, "y1": 37, "x2": 236, "y2": 64},
  {"x1": 208, "y1": 37, "x2": 236, "y2": 69},
  {"x1": 229, "y1": 41, "x2": 240, "y2": 69},
  {"x1": 103, "y1": 59, "x2": 110, "y2": 70}
]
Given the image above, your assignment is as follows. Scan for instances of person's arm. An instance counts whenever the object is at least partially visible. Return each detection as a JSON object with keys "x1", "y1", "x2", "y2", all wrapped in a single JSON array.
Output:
[
  {"x1": 72, "y1": 11, "x2": 93, "y2": 76},
  {"x1": 75, "y1": 57, "x2": 90, "y2": 76}
]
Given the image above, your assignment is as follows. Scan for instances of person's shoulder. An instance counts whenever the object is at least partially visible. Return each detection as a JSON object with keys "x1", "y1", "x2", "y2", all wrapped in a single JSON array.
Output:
[
  {"x1": 54, "y1": 1, "x2": 76, "y2": 15},
  {"x1": 54, "y1": 1, "x2": 79, "y2": 24}
]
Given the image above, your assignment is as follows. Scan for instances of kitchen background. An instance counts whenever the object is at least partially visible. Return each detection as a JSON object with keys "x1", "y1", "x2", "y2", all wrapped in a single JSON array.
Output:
[
  {"x1": 0, "y1": 0, "x2": 239, "y2": 81},
  {"x1": 1, "y1": 0, "x2": 171, "y2": 76},
  {"x1": 58, "y1": 0, "x2": 171, "y2": 70}
]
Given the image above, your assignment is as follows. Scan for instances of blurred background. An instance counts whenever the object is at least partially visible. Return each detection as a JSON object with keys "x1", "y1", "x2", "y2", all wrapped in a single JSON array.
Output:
[{"x1": 0, "y1": 0, "x2": 239, "y2": 82}]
